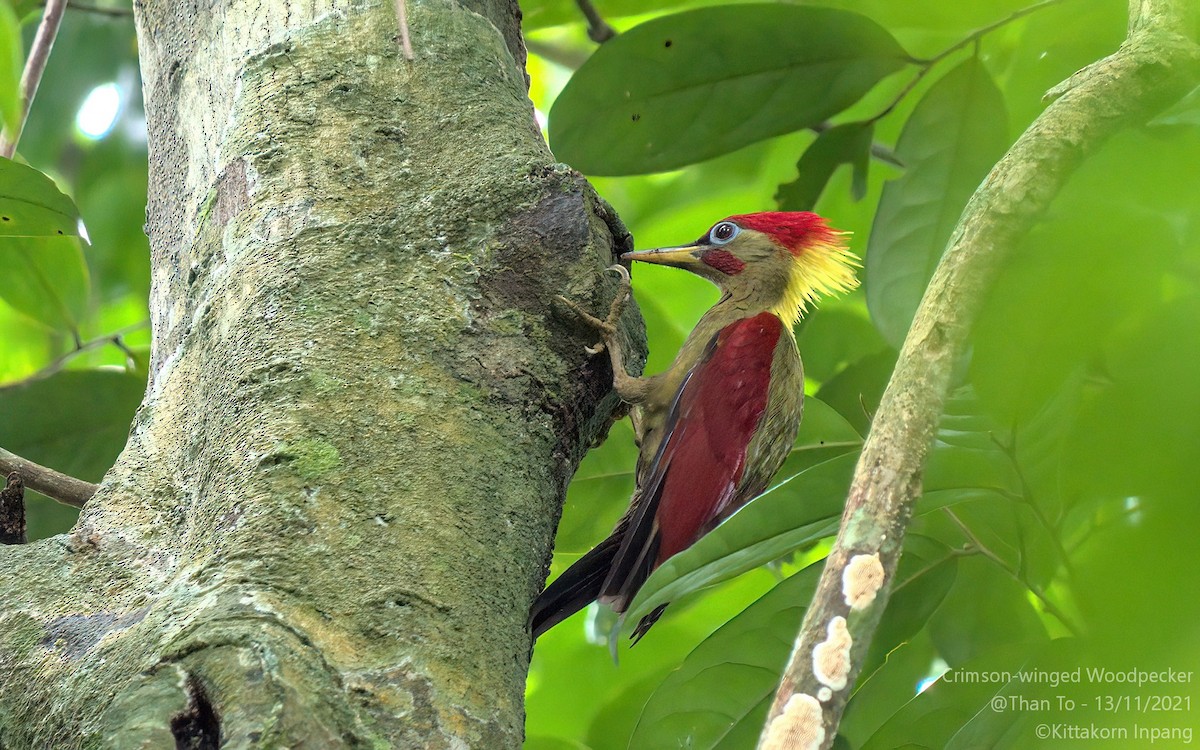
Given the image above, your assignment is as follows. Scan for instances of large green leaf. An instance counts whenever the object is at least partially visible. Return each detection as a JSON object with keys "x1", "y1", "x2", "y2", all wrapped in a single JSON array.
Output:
[
  {"x1": 794, "y1": 306, "x2": 888, "y2": 384},
  {"x1": 0, "y1": 159, "x2": 89, "y2": 330},
  {"x1": 0, "y1": 369, "x2": 143, "y2": 481},
  {"x1": 0, "y1": 368, "x2": 144, "y2": 539},
  {"x1": 549, "y1": 5, "x2": 908, "y2": 175},
  {"x1": 865, "y1": 57, "x2": 1008, "y2": 348},
  {"x1": 521, "y1": 0, "x2": 699, "y2": 32},
  {"x1": 625, "y1": 451, "x2": 857, "y2": 624},
  {"x1": 630, "y1": 564, "x2": 822, "y2": 750},
  {"x1": 0, "y1": 158, "x2": 83, "y2": 237},
  {"x1": 859, "y1": 642, "x2": 1042, "y2": 750},
  {"x1": 7, "y1": 0, "x2": 40, "y2": 21},
  {"x1": 0, "y1": 234, "x2": 89, "y2": 332},
  {"x1": 776, "y1": 122, "x2": 874, "y2": 212},
  {"x1": 0, "y1": 1, "x2": 20, "y2": 135}
]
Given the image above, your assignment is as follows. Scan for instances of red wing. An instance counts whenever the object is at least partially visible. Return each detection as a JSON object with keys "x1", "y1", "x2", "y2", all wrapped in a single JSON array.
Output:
[
  {"x1": 652, "y1": 312, "x2": 783, "y2": 560},
  {"x1": 600, "y1": 312, "x2": 783, "y2": 606}
]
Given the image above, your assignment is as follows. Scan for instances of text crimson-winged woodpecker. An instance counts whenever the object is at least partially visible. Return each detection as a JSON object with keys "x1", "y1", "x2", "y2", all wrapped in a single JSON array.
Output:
[{"x1": 530, "y1": 211, "x2": 860, "y2": 641}]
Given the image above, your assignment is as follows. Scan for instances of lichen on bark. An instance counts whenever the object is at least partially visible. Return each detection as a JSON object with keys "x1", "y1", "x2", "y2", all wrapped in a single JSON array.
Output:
[{"x1": 0, "y1": 1, "x2": 641, "y2": 747}]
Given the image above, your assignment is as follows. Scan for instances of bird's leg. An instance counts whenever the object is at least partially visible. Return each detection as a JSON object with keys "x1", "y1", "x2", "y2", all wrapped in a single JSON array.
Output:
[{"x1": 557, "y1": 265, "x2": 651, "y2": 404}]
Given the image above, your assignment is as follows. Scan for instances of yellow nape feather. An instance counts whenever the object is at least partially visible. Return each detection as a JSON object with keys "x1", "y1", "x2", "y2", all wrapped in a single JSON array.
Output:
[{"x1": 771, "y1": 232, "x2": 860, "y2": 329}]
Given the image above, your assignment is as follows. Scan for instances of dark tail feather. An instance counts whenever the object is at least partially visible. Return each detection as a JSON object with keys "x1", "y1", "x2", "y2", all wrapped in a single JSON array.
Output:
[
  {"x1": 630, "y1": 603, "x2": 669, "y2": 645},
  {"x1": 529, "y1": 534, "x2": 621, "y2": 639}
]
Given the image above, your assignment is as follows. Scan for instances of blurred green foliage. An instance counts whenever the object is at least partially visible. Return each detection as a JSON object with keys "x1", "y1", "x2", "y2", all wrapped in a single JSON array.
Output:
[
  {"x1": 0, "y1": 0, "x2": 1197, "y2": 748},
  {"x1": 526, "y1": 0, "x2": 1200, "y2": 747}
]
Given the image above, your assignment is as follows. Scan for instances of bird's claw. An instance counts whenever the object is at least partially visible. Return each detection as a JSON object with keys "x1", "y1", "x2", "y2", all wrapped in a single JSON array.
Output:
[
  {"x1": 556, "y1": 264, "x2": 632, "y2": 352},
  {"x1": 606, "y1": 264, "x2": 631, "y2": 286}
]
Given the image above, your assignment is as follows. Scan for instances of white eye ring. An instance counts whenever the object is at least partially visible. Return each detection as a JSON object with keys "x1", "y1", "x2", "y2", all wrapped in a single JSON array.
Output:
[{"x1": 709, "y1": 221, "x2": 740, "y2": 245}]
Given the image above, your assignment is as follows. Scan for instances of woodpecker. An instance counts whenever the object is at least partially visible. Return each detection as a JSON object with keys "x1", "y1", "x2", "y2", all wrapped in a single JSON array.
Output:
[{"x1": 532, "y1": 211, "x2": 859, "y2": 641}]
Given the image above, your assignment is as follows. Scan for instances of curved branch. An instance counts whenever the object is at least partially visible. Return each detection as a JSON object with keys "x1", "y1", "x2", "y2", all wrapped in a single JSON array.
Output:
[
  {"x1": 758, "y1": 1, "x2": 1200, "y2": 747},
  {"x1": 0, "y1": 447, "x2": 96, "y2": 508}
]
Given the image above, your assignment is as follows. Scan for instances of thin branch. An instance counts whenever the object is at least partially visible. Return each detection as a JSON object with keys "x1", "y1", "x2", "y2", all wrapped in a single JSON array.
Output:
[
  {"x1": 867, "y1": 0, "x2": 1067, "y2": 124},
  {"x1": 32, "y1": 320, "x2": 149, "y2": 379},
  {"x1": 525, "y1": 39, "x2": 590, "y2": 71},
  {"x1": 0, "y1": 0, "x2": 69, "y2": 158},
  {"x1": 575, "y1": 0, "x2": 615, "y2": 43},
  {"x1": 393, "y1": 0, "x2": 414, "y2": 61},
  {"x1": 987, "y1": 428, "x2": 1077, "y2": 578},
  {"x1": 808, "y1": 120, "x2": 904, "y2": 169},
  {"x1": 758, "y1": 1, "x2": 1200, "y2": 747},
  {"x1": 942, "y1": 508, "x2": 1079, "y2": 635},
  {"x1": 0, "y1": 448, "x2": 96, "y2": 508}
]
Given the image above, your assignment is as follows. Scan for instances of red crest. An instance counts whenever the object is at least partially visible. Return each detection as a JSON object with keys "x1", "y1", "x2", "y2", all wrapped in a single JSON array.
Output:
[{"x1": 726, "y1": 211, "x2": 838, "y2": 256}]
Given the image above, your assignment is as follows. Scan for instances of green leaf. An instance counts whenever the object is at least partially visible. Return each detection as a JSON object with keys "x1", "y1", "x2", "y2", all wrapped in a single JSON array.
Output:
[
  {"x1": 521, "y1": 0, "x2": 695, "y2": 32},
  {"x1": 926, "y1": 558, "x2": 1048, "y2": 667},
  {"x1": 630, "y1": 564, "x2": 822, "y2": 750},
  {"x1": 0, "y1": 158, "x2": 83, "y2": 237},
  {"x1": 860, "y1": 536, "x2": 958, "y2": 677},
  {"x1": 0, "y1": 368, "x2": 143, "y2": 480},
  {"x1": 0, "y1": 156, "x2": 89, "y2": 331},
  {"x1": 556, "y1": 419, "x2": 639, "y2": 553},
  {"x1": 859, "y1": 642, "x2": 1041, "y2": 750},
  {"x1": 864, "y1": 57, "x2": 1008, "y2": 348},
  {"x1": 549, "y1": 5, "x2": 908, "y2": 175},
  {"x1": 0, "y1": 369, "x2": 144, "y2": 539},
  {"x1": 841, "y1": 631, "x2": 939, "y2": 747},
  {"x1": 0, "y1": 1, "x2": 20, "y2": 135},
  {"x1": 0, "y1": 234, "x2": 90, "y2": 332},
  {"x1": 776, "y1": 122, "x2": 874, "y2": 211},
  {"x1": 815, "y1": 348, "x2": 897, "y2": 436},
  {"x1": 625, "y1": 451, "x2": 857, "y2": 624},
  {"x1": 8, "y1": 0, "x2": 40, "y2": 21},
  {"x1": 794, "y1": 306, "x2": 888, "y2": 384}
]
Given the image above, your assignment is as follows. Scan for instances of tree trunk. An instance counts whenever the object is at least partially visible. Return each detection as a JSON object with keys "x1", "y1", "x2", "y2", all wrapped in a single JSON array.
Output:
[{"x1": 0, "y1": 1, "x2": 639, "y2": 747}]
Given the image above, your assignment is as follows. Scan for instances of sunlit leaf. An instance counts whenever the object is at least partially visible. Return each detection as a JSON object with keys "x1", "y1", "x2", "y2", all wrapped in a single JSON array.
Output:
[
  {"x1": 0, "y1": 235, "x2": 89, "y2": 332},
  {"x1": 550, "y1": 5, "x2": 908, "y2": 175},
  {"x1": 865, "y1": 57, "x2": 1008, "y2": 348},
  {"x1": 0, "y1": 162, "x2": 88, "y2": 328},
  {"x1": 521, "y1": 0, "x2": 698, "y2": 32},
  {"x1": 776, "y1": 122, "x2": 874, "y2": 211}
]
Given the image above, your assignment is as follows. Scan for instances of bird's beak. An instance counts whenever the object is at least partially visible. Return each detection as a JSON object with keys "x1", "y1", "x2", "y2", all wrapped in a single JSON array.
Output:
[{"x1": 620, "y1": 245, "x2": 702, "y2": 269}]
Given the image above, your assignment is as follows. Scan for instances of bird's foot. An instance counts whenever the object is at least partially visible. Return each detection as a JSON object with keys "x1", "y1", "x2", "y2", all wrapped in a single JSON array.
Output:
[{"x1": 556, "y1": 265, "x2": 631, "y2": 353}]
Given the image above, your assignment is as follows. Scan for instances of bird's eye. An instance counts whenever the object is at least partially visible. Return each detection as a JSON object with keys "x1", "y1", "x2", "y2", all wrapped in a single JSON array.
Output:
[{"x1": 709, "y1": 221, "x2": 739, "y2": 245}]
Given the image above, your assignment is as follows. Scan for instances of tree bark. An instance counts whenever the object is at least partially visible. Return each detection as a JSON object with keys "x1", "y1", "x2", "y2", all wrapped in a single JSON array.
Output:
[{"x1": 0, "y1": 1, "x2": 640, "y2": 747}]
